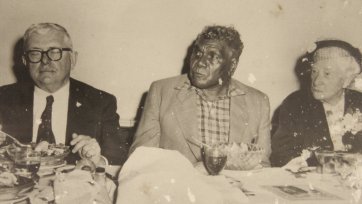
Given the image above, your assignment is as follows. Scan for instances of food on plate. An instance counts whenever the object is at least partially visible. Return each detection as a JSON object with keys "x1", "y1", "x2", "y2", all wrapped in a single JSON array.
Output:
[
  {"x1": 225, "y1": 142, "x2": 264, "y2": 170},
  {"x1": 34, "y1": 141, "x2": 49, "y2": 152},
  {"x1": 34, "y1": 142, "x2": 67, "y2": 157},
  {"x1": 0, "y1": 162, "x2": 36, "y2": 201},
  {"x1": 0, "y1": 172, "x2": 18, "y2": 187},
  {"x1": 6, "y1": 143, "x2": 70, "y2": 167}
]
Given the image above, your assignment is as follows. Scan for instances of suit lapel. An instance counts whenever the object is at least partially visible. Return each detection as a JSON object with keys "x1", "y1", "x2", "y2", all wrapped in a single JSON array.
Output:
[
  {"x1": 19, "y1": 83, "x2": 34, "y2": 143},
  {"x1": 173, "y1": 84, "x2": 201, "y2": 160},
  {"x1": 345, "y1": 89, "x2": 357, "y2": 114}
]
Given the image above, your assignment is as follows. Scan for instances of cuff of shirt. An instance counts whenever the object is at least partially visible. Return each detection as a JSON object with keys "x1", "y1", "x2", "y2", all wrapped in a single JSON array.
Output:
[{"x1": 97, "y1": 155, "x2": 109, "y2": 166}]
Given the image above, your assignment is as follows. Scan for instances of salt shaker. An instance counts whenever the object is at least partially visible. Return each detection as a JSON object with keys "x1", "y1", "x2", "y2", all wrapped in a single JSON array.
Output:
[{"x1": 94, "y1": 166, "x2": 106, "y2": 186}]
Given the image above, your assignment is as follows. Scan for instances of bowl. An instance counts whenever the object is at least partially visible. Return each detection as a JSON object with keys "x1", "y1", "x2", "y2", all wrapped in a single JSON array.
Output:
[
  {"x1": 0, "y1": 176, "x2": 35, "y2": 201},
  {"x1": 39, "y1": 144, "x2": 70, "y2": 166},
  {"x1": 225, "y1": 143, "x2": 264, "y2": 171},
  {"x1": 6, "y1": 143, "x2": 70, "y2": 166}
]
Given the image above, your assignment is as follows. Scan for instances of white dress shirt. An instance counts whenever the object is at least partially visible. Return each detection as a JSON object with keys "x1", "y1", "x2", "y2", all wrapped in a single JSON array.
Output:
[
  {"x1": 32, "y1": 82, "x2": 70, "y2": 144},
  {"x1": 323, "y1": 95, "x2": 346, "y2": 151}
]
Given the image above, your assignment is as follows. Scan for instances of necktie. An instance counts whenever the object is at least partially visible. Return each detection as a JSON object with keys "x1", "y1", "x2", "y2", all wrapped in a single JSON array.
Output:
[{"x1": 36, "y1": 95, "x2": 56, "y2": 144}]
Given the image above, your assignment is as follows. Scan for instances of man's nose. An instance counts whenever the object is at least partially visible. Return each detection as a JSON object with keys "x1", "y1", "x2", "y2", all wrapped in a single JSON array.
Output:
[
  {"x1": 312, "y1": 73, "x2": 323, "y2": 87},
  {"x1": 196, "y1": 55, "x2": 208, "y2": 67},
  {"x1": 40, "y1": 52, "x2": 51, "y2": 65}
]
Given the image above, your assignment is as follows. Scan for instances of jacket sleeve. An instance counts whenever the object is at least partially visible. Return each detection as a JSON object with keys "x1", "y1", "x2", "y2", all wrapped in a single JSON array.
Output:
[
  {"x1": 257, "y1": 94, "x2": 272, "y2": 167},
  {"x1": 99, "y1": 95, "x2": 129, "y2": 165},
  {"x1": 129, "y1": 82, "x2": 161, "y2": 155},
  {"x1": 270, "y1": 100, "x2": 302, "y2": 167}
]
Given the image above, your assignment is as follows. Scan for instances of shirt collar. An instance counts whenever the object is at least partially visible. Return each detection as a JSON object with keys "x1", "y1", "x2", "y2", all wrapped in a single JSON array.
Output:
[
  {"x1": 34, "y1": 81, "x2": 70, "y2": 100},
  {"x1": 175, "y1": 79, "x2": 244, "y2": 98}
]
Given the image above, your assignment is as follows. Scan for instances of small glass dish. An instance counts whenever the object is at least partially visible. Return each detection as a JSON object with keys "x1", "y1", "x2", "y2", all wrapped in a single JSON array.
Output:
[
  {"x1": 225, "y1": 143, "x2": 264, "y2": 171},
  {"x1": 314, "y1": 150, "x2": 338, "y2": 174},
  {"x1": 38, "y1": 144, "x2": 70, "y2": 166}
]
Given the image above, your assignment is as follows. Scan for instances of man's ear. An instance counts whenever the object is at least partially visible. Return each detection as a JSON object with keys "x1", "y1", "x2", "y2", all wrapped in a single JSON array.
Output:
[
  {"x1": 228, "y1": 58, "x2": 238, "y2": 77},
  {"x1": 70, "y1": 51, "x2": 78, "y2": 70},
  {"x1": 22, "y1": 55, "x2": 27, "y2": 66}
]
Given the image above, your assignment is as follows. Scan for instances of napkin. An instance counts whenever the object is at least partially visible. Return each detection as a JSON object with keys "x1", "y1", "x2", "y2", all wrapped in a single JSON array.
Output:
[
  {"x1": 116, "y1": 147, "x2": 247, "y2": 204},
  {"x1": 282, "y1": 150, "x2": 311, "y2": 173},
  {"x1": 53, "y1": 170, "x2": 98, "y2": 204}
]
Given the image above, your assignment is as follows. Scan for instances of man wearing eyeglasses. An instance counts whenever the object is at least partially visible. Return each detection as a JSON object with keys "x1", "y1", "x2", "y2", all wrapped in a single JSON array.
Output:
[{"x1": 0, "y1": 23, "x2": 127, "y2": 165}]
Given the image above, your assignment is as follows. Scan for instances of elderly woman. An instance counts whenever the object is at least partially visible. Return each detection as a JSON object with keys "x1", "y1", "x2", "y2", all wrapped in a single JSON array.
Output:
[
  {"x1": 271, "y1": 39, "x2": 362, "y2": 167},
  {"x1": 130, "y1": 25, "x2": 271, "y2": 167}
]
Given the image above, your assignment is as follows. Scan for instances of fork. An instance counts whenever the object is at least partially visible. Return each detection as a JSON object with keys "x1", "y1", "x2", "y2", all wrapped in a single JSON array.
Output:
[
  {"x1": 0, "y1": 130, "x2": 28, "y2": 147},
  {"x1": 224, "y1": 175, "x2": 255, "y2": 196}
]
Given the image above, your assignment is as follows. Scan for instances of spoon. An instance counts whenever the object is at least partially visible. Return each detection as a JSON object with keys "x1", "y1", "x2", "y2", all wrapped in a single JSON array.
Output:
[
  {"x1": 187, "y1": 137, "x2": 212, "y2": 148},
  {"x1": 0, "y1": 130, "x2": 28, "y2": 147}
]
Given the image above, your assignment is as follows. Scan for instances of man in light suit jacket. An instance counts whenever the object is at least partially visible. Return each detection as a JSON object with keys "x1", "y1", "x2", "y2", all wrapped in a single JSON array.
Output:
[
  {"x1": 0, "y1": 23, "x2": 127, "y2": 165},
  {"x1": 130, "y1": 25, "x2": 271, "y2": 166}
]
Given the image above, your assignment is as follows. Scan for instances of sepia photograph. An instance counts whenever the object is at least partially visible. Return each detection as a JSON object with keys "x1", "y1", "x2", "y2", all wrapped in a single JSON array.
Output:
[{"x1": 0, "y1": 0, "x2": 362, "y2": 203}]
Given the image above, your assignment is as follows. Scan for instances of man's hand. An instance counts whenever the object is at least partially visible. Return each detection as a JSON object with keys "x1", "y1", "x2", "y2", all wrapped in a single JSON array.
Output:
[{"x1": 70, "y1": 133, "x2": 101, "y2": 165}]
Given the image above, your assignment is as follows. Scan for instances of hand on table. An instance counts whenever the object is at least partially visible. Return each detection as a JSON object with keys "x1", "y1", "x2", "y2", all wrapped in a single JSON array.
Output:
[{"x1": 71, "y1": 133, "x2": 101, "y2": 165}]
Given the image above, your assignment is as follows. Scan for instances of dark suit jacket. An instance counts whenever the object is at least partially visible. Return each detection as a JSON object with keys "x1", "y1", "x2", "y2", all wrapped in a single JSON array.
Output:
[
  {"x1": 0, "y1": 78, "x2": 128, "y2": 165},
  {"x1": 270, "y1": 89, "x2": 362, "y2": 167}
]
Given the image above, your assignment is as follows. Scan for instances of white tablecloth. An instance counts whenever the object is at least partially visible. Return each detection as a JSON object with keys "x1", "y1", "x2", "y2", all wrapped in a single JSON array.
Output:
[{"x1": 221, "y1": 167, "x2": 358, "y2": 204}]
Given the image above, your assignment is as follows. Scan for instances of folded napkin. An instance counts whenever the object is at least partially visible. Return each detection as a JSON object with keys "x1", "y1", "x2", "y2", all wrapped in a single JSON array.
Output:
[
  {"x1": 282, "y1": 150, "x2": 311, "y2": 173},
  {"x1": 117, "y1": 147, "x2": 247, "y2": 204},
  {"x1": 54, "y1": 170, "x2": 98, "y2": 204}
]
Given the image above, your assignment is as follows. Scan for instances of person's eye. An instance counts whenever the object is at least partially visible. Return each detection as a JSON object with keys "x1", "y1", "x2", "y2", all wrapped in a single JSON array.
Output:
[
  {"x1": 28, "y1": 51, "x2": 40, "y2": 56},
  {"x1": 194, "y1": 50, "x2": 202, "y2": 57},
  {"x1": 213, "y1": 54, "x2": 221, "y2": 62},
  {"x1": 49, "y1": 48, "x2": 61, "y2": 54}
]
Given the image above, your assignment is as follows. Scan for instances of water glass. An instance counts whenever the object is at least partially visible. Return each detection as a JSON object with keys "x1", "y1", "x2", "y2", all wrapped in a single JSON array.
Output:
[
  {"x1": 314, "y1": 150, "x2": 336, "y2": 174},
  {"x1": 14, "y1": 146, "x2": 41, "y2": 178},
  {"x1": 202, "y1": 144, "x2": 228, "y2": 175}
]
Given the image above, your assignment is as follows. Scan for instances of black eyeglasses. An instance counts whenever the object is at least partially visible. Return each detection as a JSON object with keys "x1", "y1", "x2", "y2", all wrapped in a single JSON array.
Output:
[{"x1": 24, "y1": 48, "x2": 72, "y2": 63}]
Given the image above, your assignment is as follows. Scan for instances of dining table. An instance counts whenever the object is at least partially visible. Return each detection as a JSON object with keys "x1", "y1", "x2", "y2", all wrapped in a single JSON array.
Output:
[
  {"x1": 3, "y1": 162, "x2": 360, "y2": 204},
  {"x1": 218, "y1": 167, "x2": 358, "y2": 204},
  {"x1": 4, "y1": 165, "x2": 122, "y2": 204},
  {"x1": 117, "y1": 145, "x2": 360, "y2": 204}
]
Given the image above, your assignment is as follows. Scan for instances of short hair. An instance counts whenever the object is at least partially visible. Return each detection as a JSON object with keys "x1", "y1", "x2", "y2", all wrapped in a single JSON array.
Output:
[
  {"x1": 308, "y1": 39, "x2": 362, "y2": 74},
  {"x1": 195, "y1": 25, "x2": 244, "y2": 60},
  {"x1": 23, "y1": 23, "x2": 73, "y2": 50}
]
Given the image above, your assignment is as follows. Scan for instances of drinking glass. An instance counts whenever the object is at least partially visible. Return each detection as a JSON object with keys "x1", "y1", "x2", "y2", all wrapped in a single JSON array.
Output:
[
  {"x1": 202, "y1": 144, "x2": 228, "y2": 175},
  {"x1": 14, "y1": 146, "x2": 41, "y2": 178},
  {"x1": 314, "y1": 150, "x2": 336, "y2": 174}
]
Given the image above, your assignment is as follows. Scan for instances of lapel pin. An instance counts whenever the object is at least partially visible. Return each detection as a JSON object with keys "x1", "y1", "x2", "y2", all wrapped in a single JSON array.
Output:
[{"x1": 76, "y1": 101, "x2": 82, "y2": 107}]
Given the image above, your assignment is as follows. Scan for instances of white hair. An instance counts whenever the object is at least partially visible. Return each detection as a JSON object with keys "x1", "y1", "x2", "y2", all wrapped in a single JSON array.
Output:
[{"x1": 23, "y1": 23, "x2": 73, "y2": 49}]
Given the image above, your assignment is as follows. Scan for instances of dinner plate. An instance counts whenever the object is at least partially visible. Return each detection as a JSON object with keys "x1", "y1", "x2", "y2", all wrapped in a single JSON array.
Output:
[
  {"x1": 0, "y1": 176, "x2": 35, "y2": 202},
  {"x1": 39, "y1": 161, "x2": 66, "y2": 171},
  {"x1": 38, "y1": 161, "x2": 67, "y2": 177}
]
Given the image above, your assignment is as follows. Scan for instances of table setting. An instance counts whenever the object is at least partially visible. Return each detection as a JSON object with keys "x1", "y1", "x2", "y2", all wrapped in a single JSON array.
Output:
[
  {"x1": 115, "y1": 144, "x2": 362, "y2": 204},
  {"x1": 0, "y1": 131, "x2": 117, "y2": 204},
  {"x1": 1, "y1": 131, "x2": 362, "y2": 204}
]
